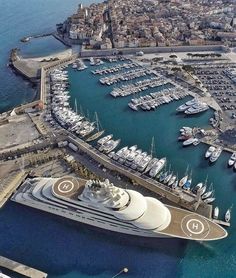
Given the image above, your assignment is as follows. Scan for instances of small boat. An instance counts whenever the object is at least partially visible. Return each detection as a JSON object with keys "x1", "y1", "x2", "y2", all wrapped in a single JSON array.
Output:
[
  {"x1": 205, "y1": 146, "x2": 215, "y2": 159},
  {"x1": 168, "y1": 174, "x2": 177, "y2": 186},
  {"x1": 199, "y1": 184, "x2": 207, "y2": 196},
  {"x1": 97, "y1": 134, "x2": 113, "y2": 146},
  {"x1": 159, "y1": 171, "x2": 168, "y2": 182},
  {"x1": 172, "y1": 179, "x2": 178, "y2": 189},
  {"x1": 183, "y1": 176, "x2": 192, "y2": 190},
  {"x1": 213, "y1": 207, "x2": 220, "y2": 219},
  {"x1": 213, "y1": 207, "x2": 219, "y2": 219},
  {"x1": 225, "y1": 209, "x2": 231, "y2": 222},
  {"x1": 210, "y1": 147, "x2": 223, "y2": 163},
  {"x1": 163, "y1": 172, "x2": 173, "y2": 184},
  {"x1": 179, "y1": 175, "x2": 188, "y2": 187},
  {"x1": 204, "y1": 197, "x2": 215, "y2": 204},
  {"x1": 183, "y1": 138, "x2": 198, "y2": 146},
  {"x1": 194, "y1": 182, "x2": 203, "y2": 193},
  {"x1": 228, "y1": 152, "x2": 236, "y2": 167},
  {"x1": 202, "y1": 190, "x2": 213, "y2": 200}
]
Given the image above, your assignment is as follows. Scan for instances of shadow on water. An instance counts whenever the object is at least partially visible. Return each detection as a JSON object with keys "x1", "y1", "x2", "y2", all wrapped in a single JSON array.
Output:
[{"x1": 0, "y1": 202, "x2": 188, "y2": 277}]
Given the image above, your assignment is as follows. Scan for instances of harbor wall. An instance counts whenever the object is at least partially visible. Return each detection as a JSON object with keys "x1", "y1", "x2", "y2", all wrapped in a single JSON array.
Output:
[
  {"x1": 80, "y1": 45, "x2": 227, "y2": 57},
  {"x1": 0, "y1": 255, "x2": 47, "y2": 278},
  {"x1": 67, "y1": 136, "x2": 196, "y2": 209},
  {"x1": 40, "y1": 54, "x2": 78, "y2": 108}
]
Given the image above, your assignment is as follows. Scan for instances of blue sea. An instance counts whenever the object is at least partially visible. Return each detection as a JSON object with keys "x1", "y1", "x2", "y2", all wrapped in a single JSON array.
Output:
[{"x1": 0, "y1": 1, "x2": 236, "y2": 278}]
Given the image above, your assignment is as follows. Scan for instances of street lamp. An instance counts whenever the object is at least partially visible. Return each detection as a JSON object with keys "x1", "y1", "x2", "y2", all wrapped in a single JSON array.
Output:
[{"x1": 111, "y1": 267, "x2": 129, "y2": 278}]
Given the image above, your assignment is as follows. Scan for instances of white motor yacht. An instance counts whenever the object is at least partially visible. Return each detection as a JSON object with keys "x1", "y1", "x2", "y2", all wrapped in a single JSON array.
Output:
[
  {"x1": 228, "y1": 152, "x2": 236, "y2": 167},
  {"x1": 210, "y1": 147, "x2": 223, "y2": 163},
  {"x1": 205, "y1": 146, "x2": 215, "y2": 159},
  {"x1": 12, "y1": 176, "x2": 228, "y2": 241}
]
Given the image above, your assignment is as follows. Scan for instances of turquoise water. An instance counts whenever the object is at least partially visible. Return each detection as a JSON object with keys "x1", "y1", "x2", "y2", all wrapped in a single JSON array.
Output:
[
  {"x1": 0, "y1": 0, "x2": 236, "y2": 277},
  {"x1": 20, "y1": 36, "x2": 68, "y2": 58}
]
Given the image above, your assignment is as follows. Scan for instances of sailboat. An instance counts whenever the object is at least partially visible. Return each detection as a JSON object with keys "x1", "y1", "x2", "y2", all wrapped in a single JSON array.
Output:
[
  {"x1": 202, "y1": 183, "x2": 214, "y2": 200},
  {"x1": 86, "y1": 112, "x2": 105, "y2": 142},
  {"x1": 179, "y1": 165, "x2": 189, "y2": 187},
  {"x1": 144, "y1": 137, "x2": 157, "y2": 174},
  {"x1": 183, "y1": 170, "x2": 192, "y2": 190}
]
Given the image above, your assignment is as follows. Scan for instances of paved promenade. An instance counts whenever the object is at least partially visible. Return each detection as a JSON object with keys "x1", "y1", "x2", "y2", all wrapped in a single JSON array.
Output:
[
  {"x1": 67, "y1": 135, "x2": 212, "y2": 218},
  {"x1": 0, "y1": 256, "x2": 47, "y2": 278}
]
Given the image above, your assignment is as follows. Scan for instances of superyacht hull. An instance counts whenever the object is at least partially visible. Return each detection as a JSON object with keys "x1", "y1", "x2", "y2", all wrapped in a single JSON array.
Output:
[
  {"x1": 12, "y1": 192, "x2": 169, "y2": 239},
  {"x1": 11, "y1": 176, "x2": 227, "y2": 241}
]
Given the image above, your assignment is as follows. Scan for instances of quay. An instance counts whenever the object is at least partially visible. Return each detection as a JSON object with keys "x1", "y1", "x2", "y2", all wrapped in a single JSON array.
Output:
[
  {"x1": 66, "y1": 135, "x2": 212, "y2": 218},
  {"x1": 3, "y1": 51, "x2": 235, "y2": 225},
  {"x1": 0, "y1": 170, "x2": 28, "y2": 208},
  {"x1": 0, "y1": 256, "x2": 47, "y2": 278}
]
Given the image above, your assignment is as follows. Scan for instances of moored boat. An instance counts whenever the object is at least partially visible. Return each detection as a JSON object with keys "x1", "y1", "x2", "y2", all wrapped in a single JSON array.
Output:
[
  {"x1": 228, "y1": 152, "x2": 236, "y2": 167},
  {"x1": 210, "y1": 147, "x2": 223, "y2": 163},
  {"x1": 205, "y1": 146, "x2": 215, "y2": 159},
  {"x1": 225, "y1": 209, "x2": 231, "y2": 222},
  {"x1": 213, "y1": 207, "x2": 219, "y2": 219}
]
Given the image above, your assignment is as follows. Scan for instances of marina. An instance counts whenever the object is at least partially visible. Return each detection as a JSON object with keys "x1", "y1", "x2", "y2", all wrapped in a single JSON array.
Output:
[
  {"x1": 45, "y1": 66, "x2": 220, "y2": 217},
  {"x1": 1, "y1": 1, "x2": 236, "y2": 278}
]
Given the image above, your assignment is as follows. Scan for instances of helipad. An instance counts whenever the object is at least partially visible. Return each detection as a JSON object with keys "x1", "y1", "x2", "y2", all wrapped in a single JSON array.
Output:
[
  {"x1": 52, "y1": 176, "x2": 81, "y2": 197},
  {"x1": 181, "y1": 214, "x2": 210, "y2": 239}
]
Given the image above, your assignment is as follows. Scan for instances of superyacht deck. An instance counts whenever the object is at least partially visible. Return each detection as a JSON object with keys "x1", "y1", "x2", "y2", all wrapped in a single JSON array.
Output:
[{"x1": 11, "y1": 176, "x2": 227, "y2": 241}]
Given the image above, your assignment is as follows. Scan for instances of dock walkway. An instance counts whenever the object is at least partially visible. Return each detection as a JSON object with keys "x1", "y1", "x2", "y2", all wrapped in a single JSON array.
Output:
[
  {"x1": 0, "y1": 256, "x2": 47, "y2": 278},
  {"x1": 0, "y1": 170, "x2": 28, "y2": 208},
  {"x1": 67, "y1": 135, "x2": 212, "y2": 218}
]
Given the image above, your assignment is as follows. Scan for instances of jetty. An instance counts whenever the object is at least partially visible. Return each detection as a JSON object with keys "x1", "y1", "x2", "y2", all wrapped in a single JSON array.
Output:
[
  {"x1": 0, "y1": 256, "x2": 47, "y2": 278},
  {"x1": 128, "y1": 86, "x2": 191, "y2": 111},
  {"x1": 0, "y1": 170, "x2": 28, "y2": 208}
]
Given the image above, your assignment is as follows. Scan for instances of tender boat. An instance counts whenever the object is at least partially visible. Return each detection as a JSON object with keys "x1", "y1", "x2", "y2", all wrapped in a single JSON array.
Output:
[
  {"x1": 205, "y1": 146, "x2": 215, "y2": 159},
  {"x1": 225, "y1": 209, "x2": 231, "y2": 223},
  {"x1": 213, "y1": 207, "x2": 219, "y2": 219}
]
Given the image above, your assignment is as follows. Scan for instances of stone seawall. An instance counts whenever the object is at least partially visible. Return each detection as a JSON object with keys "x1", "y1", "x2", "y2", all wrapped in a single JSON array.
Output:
[{"x1": 80, "y1": 44, "x2": 227, "y2": 57}]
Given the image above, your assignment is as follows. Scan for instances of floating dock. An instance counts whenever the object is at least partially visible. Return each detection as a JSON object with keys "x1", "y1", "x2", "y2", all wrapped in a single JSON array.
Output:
[{"x1": 0, "y1": 256, "x2": 47, "y2": 278}]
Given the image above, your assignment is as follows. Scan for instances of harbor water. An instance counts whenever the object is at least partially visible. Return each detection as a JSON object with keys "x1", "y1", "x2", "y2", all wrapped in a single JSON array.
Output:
[{"x1": 0, "y1": 1, "x2": 236, "y2": 277}]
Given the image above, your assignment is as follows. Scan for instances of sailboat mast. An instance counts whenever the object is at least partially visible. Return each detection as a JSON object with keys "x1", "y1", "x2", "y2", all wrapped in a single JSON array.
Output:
[
  {"x1": 74, "y1": 99, "x2": 78, "y2": 114},
  {"x1": 150, "y1": 136, "x2": 156, "y2": 157}
]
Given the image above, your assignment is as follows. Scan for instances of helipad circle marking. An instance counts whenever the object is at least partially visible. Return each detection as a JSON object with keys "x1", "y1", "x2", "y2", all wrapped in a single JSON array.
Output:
[
  {"x1": 186, "y1": 219, "x2": 204, "y2": 235},
  {"x1": 181, "y1": 214, "x2": 210, "y2": 239},
  {"x1": 57, "y1": 180, "x2": 75, "y2": 193}
]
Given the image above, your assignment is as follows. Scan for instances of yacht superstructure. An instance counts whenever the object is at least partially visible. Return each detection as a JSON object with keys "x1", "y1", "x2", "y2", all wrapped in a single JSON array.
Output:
[{"x1": 12, "y1": 176, "x2": 227, "y2": 241}]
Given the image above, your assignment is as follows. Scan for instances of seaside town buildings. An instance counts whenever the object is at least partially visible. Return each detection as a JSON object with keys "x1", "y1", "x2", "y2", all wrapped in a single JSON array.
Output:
[{"x1": 57, "y1": 0, "x2": 236, "y2": 49}]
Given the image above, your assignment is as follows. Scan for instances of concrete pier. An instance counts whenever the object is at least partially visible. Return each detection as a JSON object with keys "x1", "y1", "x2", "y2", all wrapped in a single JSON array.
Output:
[
  {"x1": 0, "y1": 256, "x2": 47, "y2": 277},
  {"x1": 67, "y1": 135, "x2": 212, "y2": 218},
  {"x1": 0, "y1": 170, "x2": 28, "y2": 208}
]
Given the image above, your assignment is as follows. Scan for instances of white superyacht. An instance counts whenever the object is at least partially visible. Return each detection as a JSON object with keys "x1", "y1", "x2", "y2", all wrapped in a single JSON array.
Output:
[{"x1": 12, "y1": 176, "x2": 227, "y2": 241}]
